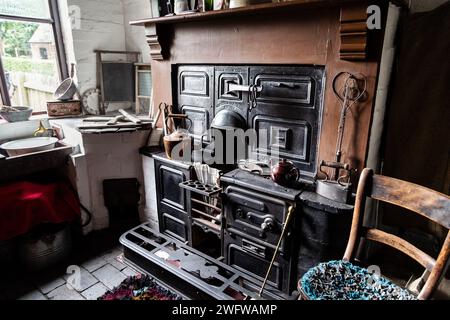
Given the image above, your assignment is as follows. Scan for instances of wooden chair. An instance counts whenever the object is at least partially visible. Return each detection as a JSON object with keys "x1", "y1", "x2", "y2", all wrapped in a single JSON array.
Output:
[{"x1": 299, "y1": 168, "x2": 450, "y2": 300}]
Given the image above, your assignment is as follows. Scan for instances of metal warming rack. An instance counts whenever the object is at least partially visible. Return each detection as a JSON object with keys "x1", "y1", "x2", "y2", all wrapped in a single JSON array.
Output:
[
  {"x1": 119, "y1": 223, "x2": 289, "y2": 300},
  {"x1": 179, "y1": 180, "x2": 223, "y2": 238}
]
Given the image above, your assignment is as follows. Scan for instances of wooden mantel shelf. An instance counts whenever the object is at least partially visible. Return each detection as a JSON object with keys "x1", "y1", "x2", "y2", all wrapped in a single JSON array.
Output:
[
  {"x1": 131, "y1": 0, "x2": 353, "y2": 26},
  {"x1": 131, "y1": 0, "x2": 407, "y2": 60},
  {"x1": 130, "y1": 0, "x2": 407, "y2": 26}
]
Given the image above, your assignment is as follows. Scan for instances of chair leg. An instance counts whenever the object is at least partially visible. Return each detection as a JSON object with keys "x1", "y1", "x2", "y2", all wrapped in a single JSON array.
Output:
[
  {"x1": 406, "y1": 270, "x2": 429, "y2": 295},
  {"x1": 297, "y1": 287, "x2": 309, "y2": 300}
]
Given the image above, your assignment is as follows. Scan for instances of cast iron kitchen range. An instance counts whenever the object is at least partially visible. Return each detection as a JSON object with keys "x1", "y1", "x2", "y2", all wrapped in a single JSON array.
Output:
[
  {"x1": 122, "y1": 64, "x2": 356, "y2": 299},
  {"x1": 2, "y1": 0, "x2": 450, "y2": 303}
]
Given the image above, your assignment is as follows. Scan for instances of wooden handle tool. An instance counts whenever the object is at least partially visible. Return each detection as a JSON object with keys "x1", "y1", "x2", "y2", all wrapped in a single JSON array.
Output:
[
  {"x1": 119, "y1": 109, "x2": 142, "y2": 124},
  {"x1": 107, "y1": 115, "x2": 125, "y2": 125}
]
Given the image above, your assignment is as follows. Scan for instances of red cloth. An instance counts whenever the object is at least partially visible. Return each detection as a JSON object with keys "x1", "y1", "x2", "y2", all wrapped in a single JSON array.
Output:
[{"x1": 0, "y1": 179, "x2": 80, "y2": 241}]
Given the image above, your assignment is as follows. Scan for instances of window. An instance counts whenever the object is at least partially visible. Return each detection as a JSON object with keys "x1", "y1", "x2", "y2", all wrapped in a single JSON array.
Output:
[
  {"x1": 40, "y1": 47, "x2": 49, "y2": 60},
  {"x1": 0, "y1": 0, "x2": 68, "y2": 113}
]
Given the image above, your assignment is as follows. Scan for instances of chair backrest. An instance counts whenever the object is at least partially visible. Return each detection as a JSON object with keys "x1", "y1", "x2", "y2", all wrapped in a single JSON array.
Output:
[{"x1": 343, "y1": 168, "x2": 450, "y2": 300}]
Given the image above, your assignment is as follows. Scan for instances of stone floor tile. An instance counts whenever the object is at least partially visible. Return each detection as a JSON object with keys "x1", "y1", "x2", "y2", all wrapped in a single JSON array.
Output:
[
  {"x1": 81, "y1": 282, "x2": 109, "y2": 300},
  {"x1": 18, "y1": 290, "x2": 48, "y2": 300},
  {"x1": 92, "y1": 264, "x2": 127, "y2": 290},
  {"x1": 64, "y1": 267, "x2": 99, "y2": 292},
  {"x1": 81, "y1": 256, "x2": 108, "y2": 273},
  {"x1": 47, "y1": 284, "x2": 85, "y2": 300},
  {"x1": 107, "y1": 256, "x2": 127, "y2": 271},
  {"x1": 36, "y1": 277, "x2": 66, "y2": 294},
  {"x1": 122, "y1": 266, "x2": 139, "y2": 277}
]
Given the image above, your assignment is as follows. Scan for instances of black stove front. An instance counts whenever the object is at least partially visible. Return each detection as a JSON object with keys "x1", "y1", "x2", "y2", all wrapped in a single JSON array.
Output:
[
  {"x1": 124, "y1": 64, "x2": 354, "y2": 299},
  {"x1": 173, "y1": 64, "x2": 325, "y2": 179},
  {"x1": 220, "y1": 169, "x2": 353, "y2": 296}
]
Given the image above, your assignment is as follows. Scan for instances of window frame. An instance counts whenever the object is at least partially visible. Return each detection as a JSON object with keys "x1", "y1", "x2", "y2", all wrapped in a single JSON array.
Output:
[{"x1": 0, "y1": 0, "x2": 68, "y2": 106}]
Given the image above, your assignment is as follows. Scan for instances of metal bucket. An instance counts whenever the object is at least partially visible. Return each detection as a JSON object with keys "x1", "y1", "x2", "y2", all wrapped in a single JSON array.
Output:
[{"x1": 18, "y1": 224, "x2": 72, "y2": 271}]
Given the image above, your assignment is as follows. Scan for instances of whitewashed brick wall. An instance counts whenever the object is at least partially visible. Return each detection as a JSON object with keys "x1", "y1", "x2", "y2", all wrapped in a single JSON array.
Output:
[
  {"x1": 81, "y1": 131, "x2": 149, "y2": 230},
  {"x1": 122, "y1": 0, "x2": 152, "y2": 63},
  {"x1": 141, "y1": 155, "x2": 159, "y2": 230}
]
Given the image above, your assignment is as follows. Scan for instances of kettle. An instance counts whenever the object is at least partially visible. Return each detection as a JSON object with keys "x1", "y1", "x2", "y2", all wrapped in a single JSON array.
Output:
[
  {"x1": 270, "y1": 159, "x2": 301, "y2": 187},
  {"x1": 163, "y1": 114, "x2": 193, "y2": 160}
]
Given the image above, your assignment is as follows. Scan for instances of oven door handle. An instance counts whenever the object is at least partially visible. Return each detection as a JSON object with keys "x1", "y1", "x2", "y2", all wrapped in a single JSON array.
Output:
[
  {"x1": 242, "y1": 239, "x2": 266, "y2": 258},
  {"x1": 273, "y1": 82, "x2": 299, "y2": 89},
  {"x1": 227, "y1": 83, "x2": 263, "y2": 93}
]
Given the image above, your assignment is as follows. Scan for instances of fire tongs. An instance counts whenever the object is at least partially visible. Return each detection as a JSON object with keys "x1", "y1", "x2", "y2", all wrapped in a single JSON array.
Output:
[
  {"x1": 315, "y1": 72, "x2": 366, "y2": 204},
  {"x1": 258, "y1": 205, "x2": 295, "y2": 297}
]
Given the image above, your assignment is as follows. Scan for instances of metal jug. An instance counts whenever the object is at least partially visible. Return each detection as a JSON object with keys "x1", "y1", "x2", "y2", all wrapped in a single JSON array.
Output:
[{"x1": 163, "y1": 114, "x2": 193, "y2": 160}]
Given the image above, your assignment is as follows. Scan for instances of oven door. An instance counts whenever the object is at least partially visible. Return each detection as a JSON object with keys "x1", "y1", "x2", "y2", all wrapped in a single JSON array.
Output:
[
  {"x1": 223, "y1": 185, "x2": 294, "y2": 250},
  {"x1": 248, "y1": 65, "x2": 325, "y2": 178},
  {"x1": 224, "y1": 229, "x2": 295, "y2": 294}
]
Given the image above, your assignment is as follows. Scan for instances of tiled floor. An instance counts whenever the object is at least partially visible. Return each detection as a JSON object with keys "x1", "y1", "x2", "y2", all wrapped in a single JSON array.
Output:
[
  {"x1": 0, "y1": 227, "x2": 140, "y2": 301},
  {"x1": 16, "y1": 246, "x2": 139, "y2": 300},
  {"x1": 1, "y1": 228, "x2": 448, "y2": 300}
]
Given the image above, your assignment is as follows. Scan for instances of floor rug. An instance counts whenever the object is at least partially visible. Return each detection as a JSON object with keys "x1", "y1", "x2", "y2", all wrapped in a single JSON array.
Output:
[{"x1": 98, "y1": 274, "x2": 182, "y2": 300}]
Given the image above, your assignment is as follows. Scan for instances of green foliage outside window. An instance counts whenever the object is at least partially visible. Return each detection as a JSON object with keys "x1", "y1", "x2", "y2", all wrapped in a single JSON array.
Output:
[
  {"x1": 0, "y1": 21, "x2": 38, "y2": 57},
  {"x1": 3, "y1": 56, "x2": 55, "y2": 76}
]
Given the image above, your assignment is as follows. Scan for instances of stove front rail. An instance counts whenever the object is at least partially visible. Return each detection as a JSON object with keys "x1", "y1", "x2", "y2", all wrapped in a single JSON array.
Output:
[{"x1": 119, "y1": 223, "x2": 291, "y2": 300}]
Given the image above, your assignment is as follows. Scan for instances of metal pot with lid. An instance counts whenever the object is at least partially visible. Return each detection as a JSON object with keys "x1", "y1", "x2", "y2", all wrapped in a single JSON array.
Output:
[
  {"x1": 210, "y1": 109, "x2": 247, "y2": 131},
  {"x1": 200, "y1": 109, "x2": 248, "y2": 165}
]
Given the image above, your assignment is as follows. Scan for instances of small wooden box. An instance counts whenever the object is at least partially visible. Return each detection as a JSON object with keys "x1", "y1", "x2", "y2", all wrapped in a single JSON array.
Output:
[{"x1": 47, "y1": 100, "x2": 82, "y2": 117}]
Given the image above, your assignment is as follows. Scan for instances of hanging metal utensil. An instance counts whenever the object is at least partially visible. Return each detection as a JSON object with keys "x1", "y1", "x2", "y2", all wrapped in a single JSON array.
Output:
[
  {"x1": 315, "y1": 72, "x2": 366, "y2": 204},
  {"x1": 332, "y1": 71, "x2": 366, "y2": 178}
]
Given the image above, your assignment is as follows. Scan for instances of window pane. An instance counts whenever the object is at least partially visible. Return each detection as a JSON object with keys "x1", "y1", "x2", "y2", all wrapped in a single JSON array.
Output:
[
  {"x1": 0, "y1": 20, "x2": 60, "y2": 112},
  {"x1": 0, "y1": 0, "x2": 51, "y2": 20}
]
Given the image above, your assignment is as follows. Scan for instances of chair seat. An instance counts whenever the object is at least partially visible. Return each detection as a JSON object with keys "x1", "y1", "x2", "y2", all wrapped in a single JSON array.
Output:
[{"x1": 299, "y1": 260, "x2": 417, "y2": 300}]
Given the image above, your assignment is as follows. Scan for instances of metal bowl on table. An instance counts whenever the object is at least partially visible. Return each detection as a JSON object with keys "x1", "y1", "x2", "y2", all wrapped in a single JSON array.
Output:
[{"x1": 0, "y1": 106, "x2": 33, "y2": 123}]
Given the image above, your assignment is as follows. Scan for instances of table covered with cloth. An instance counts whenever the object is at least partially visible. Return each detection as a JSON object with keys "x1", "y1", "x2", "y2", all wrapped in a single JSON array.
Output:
[{"x1": 0, "y1": 177, "x2": 80, "y2": 242}]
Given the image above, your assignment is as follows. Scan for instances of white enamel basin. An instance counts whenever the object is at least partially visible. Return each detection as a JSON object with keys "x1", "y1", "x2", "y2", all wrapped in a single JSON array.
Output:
[{"x1": 1, "y1": 137, "x2": 59, "y2": 157}]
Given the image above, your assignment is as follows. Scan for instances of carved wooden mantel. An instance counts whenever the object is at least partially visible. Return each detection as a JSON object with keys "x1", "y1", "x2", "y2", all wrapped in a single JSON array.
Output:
[
  {"x1": 145, "y1": 24, "x2": 163, "y2": 60},
  {"x1": 131, "y1": 0, "x2": 406, "y2": 61},
  {"x1": 130, "y1": 0, "x2": 406, "y2": 181}
]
